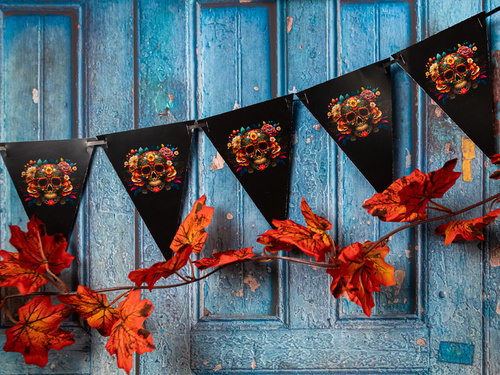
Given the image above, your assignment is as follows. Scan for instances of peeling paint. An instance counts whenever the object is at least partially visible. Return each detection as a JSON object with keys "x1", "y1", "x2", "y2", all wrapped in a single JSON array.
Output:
[
  {"x1": 286, "y1": 17, "x2": 294, "y2": 33},
  {"x1": 213, "y1": 364, "x2": 222, "y2": 371},
  {"x1": 244, "y1": 272, "x2": 260, "y2": 292},
  {"x1": 226, "y1": 213, "x2": 233, "y2": 220},
  {"x1": 490, "y1": 246, "x2": 500, "y2": 267},
  {"x1": 306, "y1": 138, "x2": 311, "y2": 143},
  {"x1": 405, "y1": 148, "x2": 411, "y2": 169},
  {"x1": 32, "y1": 88, "x2": 39, "y2": 104},
  {"x1": 251, "y1": 359, "x2": 257, "y2": 369},
  {"x1": 445, "y1": 142, "x2": 453, "y2": 154},
  {"x1": 210, "y1": 152, "x2": 225, "y2": 172},
  {"x1": 233, "y1": 101, "x2": 240, "y2": 110},
  {"x1": 417, "y1": 338, "x2": 426, "y2": 346},
  {"x1": 394, "y1": 270, "x2": 406, "y2": 295},
  {"x1": 461, "y1": 137, "x2": 475, "y2": 182},
  {"x1": 497, "y1": 301, "x2": 500, "y2": 315},
  {"x1": 232, "y1": 289, "x2": 243, "y2": 297},
  {"x1": 203, "y1": 361, "x2": 209, "y2": 365},
  {"x1": 254, "y1": 86, "x2": 259, "y2": 91},
  {"x1": 405, "y1": 250, "x2": 411, "y2": 258},
  {"x1": 314, "y1": 124, "x2": 321, "y2": 131},
  {"x1": 168, "y1": 93, "x2": 174, "y2": 103}
]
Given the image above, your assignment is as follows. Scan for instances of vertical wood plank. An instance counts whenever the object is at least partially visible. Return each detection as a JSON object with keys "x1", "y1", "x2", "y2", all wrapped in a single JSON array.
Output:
[{"x1": 85, "y1": 0, "x2": 136, "y2": 373}]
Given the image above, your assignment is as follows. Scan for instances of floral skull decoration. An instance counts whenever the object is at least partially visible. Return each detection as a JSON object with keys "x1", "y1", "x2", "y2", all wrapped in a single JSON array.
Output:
[
  {"x1": 228, "y1": 122, "x2": 282, "y2": 173},
  {"x1": 23, "y1": 159, "x2": 77, "y2": 206},
  {"x1": 426, "y1": 44, "x2": 481, "y2": 99},
  {"x1": 327, "y1": 88, "x2": 383, "y2": 141},
  {"x1": 125, "y1": 146, "x2": 178, "y2": 193}
]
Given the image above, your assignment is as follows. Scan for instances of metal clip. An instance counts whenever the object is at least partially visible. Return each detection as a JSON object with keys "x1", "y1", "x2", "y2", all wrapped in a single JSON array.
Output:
[
  {"x1": 187, "y1": 120, "x2": 208, "y2": 131},
  {"x1": 87, "y1": 139, "x2": 107, "y2": 147},
  {"x1": 0, "y1": 145, "x2": 6, "y2": 152}
]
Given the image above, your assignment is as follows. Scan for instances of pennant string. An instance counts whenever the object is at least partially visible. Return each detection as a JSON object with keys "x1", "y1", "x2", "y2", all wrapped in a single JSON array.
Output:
[{"x1": 485, "y1": 5, "x2": 500, "y2": 18}]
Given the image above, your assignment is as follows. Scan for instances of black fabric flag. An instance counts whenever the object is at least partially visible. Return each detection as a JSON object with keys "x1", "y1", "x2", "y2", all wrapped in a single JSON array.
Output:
[
  {"x1": 98, "y1": 123, "x2": 192, "y2": 260},
  {"x1": 395, "y1": 12, "x2": 495, "y2": 156},
  {"x1": 203, "y1": 95, "x2": 294, "y2": 225},
  {"x1": 0, "y1": 138, "x2": 95, "y2": 239},
  {"x1": 298, "y1": 60, "x2": 394, "y2": 192}
]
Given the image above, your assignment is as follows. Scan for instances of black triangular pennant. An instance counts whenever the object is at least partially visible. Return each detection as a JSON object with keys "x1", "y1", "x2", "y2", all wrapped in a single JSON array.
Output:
[
  {"x1": 298, "y1": 60, "x2": 394, "y2": 193},
  {"x1": 203, "y1": 95, "x2": 294, "y2": 225},
  {"x1": 0, "y1": 138, "x2": 95, "y2": 239},
  {"x1": 98, "y1": 123, "x2": 192, "y2": 260},
  {"x1": 395, "y1": 12, "x2": 495, "y2": 156}
]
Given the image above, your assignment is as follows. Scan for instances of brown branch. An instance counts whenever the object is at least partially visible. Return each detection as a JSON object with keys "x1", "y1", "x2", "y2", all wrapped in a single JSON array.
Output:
[
  {"x1": 365, "y1": 191, "x2": 500, "y2": 254},
  {"x1": 428, "y1": 199, "x2": 452, "y2": 213},
  {"x1": 108, "y1": 290, "x2": 132, "y2": 308}
]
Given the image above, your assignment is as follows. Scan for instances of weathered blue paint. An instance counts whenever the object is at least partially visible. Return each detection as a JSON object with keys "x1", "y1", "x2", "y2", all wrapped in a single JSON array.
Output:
[
  {"x1": 438, "y1": 341, "x2": 475, "y2": 365},
  {"x1": 0, "y1": 0, "x2": 499, "y2": 374}
]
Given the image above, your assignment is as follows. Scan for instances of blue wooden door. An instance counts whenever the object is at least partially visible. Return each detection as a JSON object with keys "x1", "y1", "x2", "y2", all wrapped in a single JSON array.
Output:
[{"x1": 0, "y1": 0, "x2": 499, "y2": 374}]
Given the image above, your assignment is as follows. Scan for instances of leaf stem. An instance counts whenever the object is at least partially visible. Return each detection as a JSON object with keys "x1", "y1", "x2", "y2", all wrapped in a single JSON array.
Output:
[
  {"x1": 188, "y1": 258, "x2": 196, "y2": 279},
  {"x1": 428, "y1": 199, "x2": 452, "y2": 213},
  {"x1": 3, "y1": 304, "x2": 19, "y2": 325},
  {"x1": 108, "y1": 290, "x2": 132, "y2": 308},
  {"x1": 365, "y1": 191, "x2": 500, "y2": 254},
  {"x1": 174, "y1": 271, "x2": 191, "y2": 283}
]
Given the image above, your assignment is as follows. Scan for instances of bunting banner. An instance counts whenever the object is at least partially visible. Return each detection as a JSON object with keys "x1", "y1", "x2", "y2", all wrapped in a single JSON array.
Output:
[
  {"x1": 203, "y1": 95, "x2": 294, "y2": 225},
  {"x1": 395, "y1": 12, "x2": 496, "y2": 156},
  {"x1": 298, "y1": 60, "x2": 394, "y2": 192},
  {"x1": 0, "y1": 138, "x2": 95, "y2": 240},
  {"x1": 98, "y1": 122, "x2": 192, "y2": 260}
]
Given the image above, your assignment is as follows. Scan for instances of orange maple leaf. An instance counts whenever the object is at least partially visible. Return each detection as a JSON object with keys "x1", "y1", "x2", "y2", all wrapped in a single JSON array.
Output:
[
  {"x1": 194, "y1": 247, "x2": 256, "y2": 270},
  {"x1": 3, "y1": 296, "x2": 74, "y2": 367},
  {"x1": 435, "y1": 208, "x2": 500, "y2": 245},
  {"x1": 106, "y1": 290, "x2": 155, "y2": 375},
  {"x1": 170, "y1": 195, "x2": 214, "y2": 254},
  {"x1": 129, "y1": 244, "x2": 193, "y2": 291},
  {"x1": 58, "y1": 285, "x2": 119, "y2": 337},
  {"x1": 258, "y1": 198, "x2": 335, "y2": 261},
  {"x1": 9, "y1": 216, "x2": 74, "y2": 275},
  {"x1": 363, "y1": 159, "x2": 461, "y2": 222},
  {"x1": 327, "y1": 241, "x2": 396, "y2": 317},
  {"x1": 0, "y1": 250, "x2": 48, "y2": 295},
  {"x1": 488, "y1": 154, "x2": 500, "y2": 179}
]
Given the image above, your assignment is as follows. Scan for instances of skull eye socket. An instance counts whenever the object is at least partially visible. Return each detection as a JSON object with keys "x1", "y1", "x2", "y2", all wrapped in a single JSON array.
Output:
[
  {"x1": 154, "y1": 164, "x2": 164, "y2": 173},
  {"x1": 38, "y1": 178, "x2": 48, "y2": 187},
  {"x1": 51, "y1": 178, "x2": 61, "y2": 186},
  {"x1": 358, "y1": 107, "x2": 369, "y2": 117},
  {"x1": 444, "y1": 69, "x2": 454, "y2": 80},
  {"x1": 346, "y1": 112, "x2": 356, "y2": 122},
  {"x1": 141, "y1": 166, "x2": 151, "y2": 175},
  {"x1": 456, "y1": 64, "x2": 467, "y2": 74},
  {"x1": 245, "y1": 145, "x2": 255, "y2": 154},
  {"x1": 258, "y1": 141, "x2": 268, "y2": 150}
]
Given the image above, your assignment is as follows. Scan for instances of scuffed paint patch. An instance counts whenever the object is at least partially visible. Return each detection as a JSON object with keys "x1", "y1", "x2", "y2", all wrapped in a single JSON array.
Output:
[
  {"x1": 306, "y1": 138, "x2": 311, "y2": 143},
  {"x1": 254, "y1": 86, "x2": 259, "y2": 91},
  {"x1": 213, "y1": 364, "x2": 222, "y2": 371},
  {"x1": 233, "y1": 101, "x2": 240, "y2": 110},
  {"x1": 244, "y1": 272, "x2": 260, "y2": 292},
  {"x1": 210, "y1": 152, "x2": 225, "y2": 172},
  {"x1": 314, "y1": 124, "x2": 321, "y2": 131},
  {"x1": 394, "y1": 270, "x2": 406, "y2": 295},
  {"x1": 203, "y1": 361, "x2": 209, "y2": 365},
  {"x1": 445, "y1": 142, "x2": 453, "y2": 154},
  {"x1": 286, "y1": 17, "x2": 293, "y2": 33},
  {"x1": 461, "y1": 137, "x2": 475, "y2": 182},
  {"x1": 417, "y1": 338, "x2": 426, "y2": 346},
  {"x1": 405, "y1": 148, "x2": 411, "y2": 169},
  {"x1": 490, "y1": 246, "x2": 500, "y2": 267},
  {"x1": 496, "y1": 301, "x2": 500, "y2": 315},
  {"x1": 32, "y1": 88, "x2": 39, "y2": 104},
  {"x1": 430, "y1": 99, "x2": 443, "y2": 117},
  {"x1": 251, "y1": 359, "x2": 257, "y2": 369},
  {"x1": 168, "y1": 93, "x2": 174, "y2": 103},
  {"x1": 226, "y1": 213, "x2": 233, "y2": 220},
  {"x1": 405, "y1": 249, "x2": 411, "y2": 258},
  {"x1": 232, "y1": 289, "x2": 243, "y2": 297}
]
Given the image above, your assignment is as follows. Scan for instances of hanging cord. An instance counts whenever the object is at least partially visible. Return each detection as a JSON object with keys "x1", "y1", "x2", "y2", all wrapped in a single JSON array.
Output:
[{"x1": 485, "y1": 5, "x2": 500, "y2": 18}]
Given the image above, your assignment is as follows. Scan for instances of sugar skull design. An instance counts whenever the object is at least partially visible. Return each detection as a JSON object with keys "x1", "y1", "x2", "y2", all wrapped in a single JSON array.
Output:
[
  {"x1": 327, "y1": 87, "x2": 386, "y2": 142},
  {"x1": 426, "y1": 43, "x2": 485, "y2": 100},
  {"x1": 22, "y1": 159, "x2": 77, "y2": 206},
  {"x1": 125, "y1": 145, "x2": 180, "y2": 194},
  {"x1": 228, "y1": 122, "x2": 284, "y2": 174}
]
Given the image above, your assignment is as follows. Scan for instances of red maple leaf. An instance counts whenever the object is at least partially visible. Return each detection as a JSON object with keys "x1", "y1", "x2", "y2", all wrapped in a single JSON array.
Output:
[
  {"x1": 58, "y1": 285, "x2": 119, "y2": 337},
  {"x1": 0, "y1": 250, "x2": 47, "y2": 295},
  {"x1": 3, "y1": 296, "x2": 74, "y2": 367},
  {"x1": 435, "y1": 208, "x2": 500, "y2": 245},
  {"x1": 363, "y1": 159, "x2": 461, "y2": 222},
  {"x1": 128, "y1": 244, "x2": 193, "y2": 291},
  {"x1": 9, "y1": 216, "x2": 74, "y2": 275},
  {"x1": 194, "y1": 247, "x2": 256, "y2": 270},
  {"x1": 170, "y1": 195, "x2": 214, "y2": 254},
  {"x1": 257, "y1": 198, "x2": 335, "y2": 262},
  {"x1": 106, "y1": 290, "x2": 155, "y2": 374},
  {"x1": 327, "y1": 241, "x2": 396, "y2": 317}
]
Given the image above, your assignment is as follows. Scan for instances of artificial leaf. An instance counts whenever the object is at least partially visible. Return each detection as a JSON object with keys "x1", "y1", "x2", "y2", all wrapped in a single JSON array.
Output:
[
  {"x1": 363, "y1": 159, "x2": 461, "y2": 222},
  {"x1": 170, "y1": 195, "x2": 214, "y2": 254},
  {"x1": 0, "y1": 250, "x2": 47, "y2": 295},
  {"x1": 3, "y1": 296, "x2": 74, "y2": 367},
  {"x1": 9, "y1": 215, "x2": 74, "y2": 275},
  {"x1": 256, "y1": 230, "x2": 294, "y2": 253},
  {"x1": 435, "y1": 208, "x2": 500, "y2": 245},
  {"x1": 58, "y1": 285, "x2": 119, "y2": 337},
  {"x1": 129, "y1": 244, "x2": 193, "y2": 291},
  {"x1": 194, "y1": 247, "x2": 256, "y2": 270},
  {"x1": 327, "y1": 241, "x2": 395, "y2": 317},
  {"x1": 488, "y1": 154, "x2": 500, "y2": 179},
  {"x1": 301, "y1": 198, "x2": 332, "y2": 233},
  {"x1": 106, "y1": 290, "x2": 155, "y2": 375}
]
